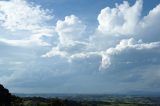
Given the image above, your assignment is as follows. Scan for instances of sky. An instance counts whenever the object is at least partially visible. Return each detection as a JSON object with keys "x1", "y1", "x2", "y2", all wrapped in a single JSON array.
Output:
[{"x1": 0, "y1": 0, "x2": 160, "y2": 94}]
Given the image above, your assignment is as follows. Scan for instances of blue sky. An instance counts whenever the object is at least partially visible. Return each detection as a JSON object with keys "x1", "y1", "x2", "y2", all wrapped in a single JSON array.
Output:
[{"x1": 0, "y1": 0, "x2": 160, "y2": 94}]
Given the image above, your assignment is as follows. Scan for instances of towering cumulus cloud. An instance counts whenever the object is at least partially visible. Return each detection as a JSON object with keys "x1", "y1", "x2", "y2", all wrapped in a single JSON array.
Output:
[
  {"x1": 0, "y1": 0, "x2": 160, "y2": 93},
  {"x1": 56, "y1": 15, "x2": 86, "y2": 45},
  {"x1": 97, "y1": 0, "x2": 142, "y2": 35}
]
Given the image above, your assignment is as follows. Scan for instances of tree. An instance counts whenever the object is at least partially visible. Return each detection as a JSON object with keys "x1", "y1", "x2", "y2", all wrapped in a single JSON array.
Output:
[{"x1": 0, "y1": 84, "x2": 11, "y2": 106}]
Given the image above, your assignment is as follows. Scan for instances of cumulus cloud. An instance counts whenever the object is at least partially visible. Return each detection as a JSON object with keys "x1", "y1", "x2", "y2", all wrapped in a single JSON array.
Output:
[
  {"x1": 44, "y1": 0, "x2": 160, "y2": 71},
  {"x1": 43, "y1": 15, "x2": 88, "y2": 57},
  {"x1": 40, "y1": 0, "x2": 160, "y2": 75},
  {"x1": 55, "y1": 15, "x2": 86, "y2": 45},
  {"x1": 90, "y1": 0, "x2": 143, "y2": 50},
  {"x1": 138, "y1": 4, "x2": 160, "y2": 42},
  {"x1": 97, "y1": 0, "x2": 142, "y2": 36},
  {"x1": 100, "y1": 38, "x2": 160, "y2": 69}
]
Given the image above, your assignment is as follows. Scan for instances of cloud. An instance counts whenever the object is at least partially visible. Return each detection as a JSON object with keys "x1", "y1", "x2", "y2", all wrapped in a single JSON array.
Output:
[
  {"x1": 0, "y1": 37, "x2": 50, "y2": 47},
  {"x1": 55, "y1": 15, "x2": 86, "y2": 45},
  {"x1": 43, "y1": 0, "x2": 160, "y2": 73},
  {"x1": 100, "y1": 38, "x2": 160, "y2": 69},
  {"x1": 137, "y1": 4, "x2": 160, "y2": 42},
  {"x1": 97, "y1": 0, "x2": 142, "y2": 36},
  {"x1": 96, "y1": 0, "x2": 160, "y2": 42},
  {"x1": 42, "y1": 46, "x2": 67, "y2": 58},
  {"x1": 0, "y1": 0, "x2": 53, "y2": 31},
  {"x1": 40, "y1": 4, "x2": 160, "y2": 93},
  {"x1": 44, "y1": 0, "x2": 160, "y2": 71},
  {"x1": 0, "y1": 0, "x2": 54, "y2": 47},
  {"x1": 43, "y1": 15, "x2": 88, "y2": 57}
]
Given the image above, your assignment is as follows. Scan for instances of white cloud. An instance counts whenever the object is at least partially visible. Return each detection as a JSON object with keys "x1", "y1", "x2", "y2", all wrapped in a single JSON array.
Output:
[
  {"x1": 89, "y1": 0, "x2": 144, "y2": 51},
  {"x1": 140, "y1": 4, "x2": 160, "y2": 29},
  {"x1": 0, "y1": 37, "x2": 50, "y2": 47},
  {"x1": 43, "y1": 0, "x2": 160, "y2": 72},
  {"x1": 100, "y1": 38, "x2": 160, "y2": 69},
  {"x1": 0, "y1": 0, "x2": 53, "y2": 31},
  {"x1": 137, "y1": 4, "x2": 160, "y2": 42},
  {"x1": 55, "y1": 15, "x2": 86, "y2": 45},
  {"x1": 42, "y1": 46, "x2": 67, "y2": 58},
  {"x1": 43, "y1": 15, "x2": 88, "y2": 57},
  {"x1": 97, "y1": 0, "x2": 142, "y2": 36},
  {"x1": 43, "y1": 0, "x2": 160, "y2": 73},
  {"x1": 0, "y1": 0, "x2": 54, "y2": 47},
  {"x1": 96, "y1": 0, "x2": 160, "y2": 43}
]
